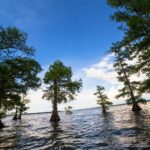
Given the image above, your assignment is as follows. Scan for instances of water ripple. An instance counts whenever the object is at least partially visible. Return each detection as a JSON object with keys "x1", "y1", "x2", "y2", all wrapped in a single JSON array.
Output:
[{"x1": 0, "y1": 103, "x2": 150, "y2": 149}]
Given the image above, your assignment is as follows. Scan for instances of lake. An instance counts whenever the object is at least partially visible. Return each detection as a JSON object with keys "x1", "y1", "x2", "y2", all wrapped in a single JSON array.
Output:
[{"x1": 0, "y1": 103, "x2": 150, "y2": 150}]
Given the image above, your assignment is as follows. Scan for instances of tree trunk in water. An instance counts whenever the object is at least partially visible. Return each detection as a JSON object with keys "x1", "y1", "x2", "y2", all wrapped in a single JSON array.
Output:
[
  {"x1": 120, "y1": 61, "x2": 142, "y2": 112},
  {"x1": 102, "y1": 105, "x2": 106, "y2": 113},
  {"x1": 50, "y1": 80, "x2": 60, "y2": 122},
  {"x1": 18, "y1": 109, "x2": 22, "y2": 120},
  {"x1": 0, "y1": 119, "x2": 4, "y2": 128},
  {"x1": 132, "y1": 102, "x2": 142, "y2": 112},
  {"x1": 13, "y1": 107, "x2": 18, "y2": 120},
  {"x1": 50, "y1": 110, "x2": 60, "y2": 122}
]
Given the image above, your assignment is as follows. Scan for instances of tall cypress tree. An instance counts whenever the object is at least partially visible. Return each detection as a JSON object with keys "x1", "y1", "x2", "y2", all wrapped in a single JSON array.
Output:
[
  {"x1": 108, "y1": 0, "x2": 150, "y2": 94},
  {"x1": 43, "y1": 60, "x2": 82, "y2": 122},
  {"x1": 111, "y1": 43, "x2": 146, "y2": 111}
]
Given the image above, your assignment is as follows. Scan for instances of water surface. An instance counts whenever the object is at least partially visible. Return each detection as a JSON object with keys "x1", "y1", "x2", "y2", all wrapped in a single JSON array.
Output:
[{"x1": 0, "y1": 103, "x2": 150, "y2": 150}]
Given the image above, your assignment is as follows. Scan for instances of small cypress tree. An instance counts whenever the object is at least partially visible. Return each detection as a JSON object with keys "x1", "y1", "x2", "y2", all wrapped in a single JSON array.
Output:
[{"x1": 94, "y1": 86, "x2": 112, "y2": 113}]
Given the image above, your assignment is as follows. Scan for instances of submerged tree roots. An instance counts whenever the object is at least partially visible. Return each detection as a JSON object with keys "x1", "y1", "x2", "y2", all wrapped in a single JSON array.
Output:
[
  {"x1": 0, "y1": 120, "x2": 5, "y2": 128},
  {"x1": 132, "y1": 103, "x2": 142, "y2": 112},
  {"x1": 50, "y1": 111, "x2": 60, "y2": 122}
]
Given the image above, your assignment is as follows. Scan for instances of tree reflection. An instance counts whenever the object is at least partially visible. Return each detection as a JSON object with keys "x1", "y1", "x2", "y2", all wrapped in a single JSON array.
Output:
[
  {"x1": 99, "y1": 112, "x2": 121, "y2": 149},
  {"x1": 128, "y1": 111, "x2": 150, "y2": 148},
  {"x1": 48, "y1": 122, "x2": 75, "y2": 150}
]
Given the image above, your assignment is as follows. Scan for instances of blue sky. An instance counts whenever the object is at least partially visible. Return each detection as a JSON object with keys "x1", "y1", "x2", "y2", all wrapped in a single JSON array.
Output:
[
  {"x1": 0, "y1": 0, "x2": 123, "y2": 68},
  {"x1": 0, "y1": 0, "x2": 128, "y2": 112}
]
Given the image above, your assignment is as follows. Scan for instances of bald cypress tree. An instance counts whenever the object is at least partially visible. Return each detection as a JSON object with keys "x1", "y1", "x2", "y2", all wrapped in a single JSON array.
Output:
[
  {"x1": 111, "y1": 43, "x2": 146, "y2": 111},
  {"x1": 108, "y1": 0, "x2": 150, "y2": 95},
  {"x1": 43, "y1": 60, "x2": 82, "y2": 122},
  {"x1": 94, "y1": 85, "x2": 112, "y2": 113},
  {"x1": 0, "y1": 27, "x2": 42, "y2": 128}
]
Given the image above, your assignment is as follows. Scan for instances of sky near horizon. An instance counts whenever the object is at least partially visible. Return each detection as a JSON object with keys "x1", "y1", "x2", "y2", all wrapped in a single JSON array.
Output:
[{"x1": 0, "y1": 0, "x2": 127, "y2": 113}]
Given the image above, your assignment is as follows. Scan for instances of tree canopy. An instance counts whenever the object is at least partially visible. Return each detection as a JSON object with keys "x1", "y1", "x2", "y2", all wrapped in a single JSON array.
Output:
[
  {"x1": 0, "y1": 26, "x2": 42, "y2": 127},
  {"x1": 0, "y1": 26, "x2": 34, "y2": 61},
  {"x1": 108, "y1": 0, "x2": 150, "y2": 92},
  {"x1": 43, "y1": 60, "x2": 82, "y2": 122}
]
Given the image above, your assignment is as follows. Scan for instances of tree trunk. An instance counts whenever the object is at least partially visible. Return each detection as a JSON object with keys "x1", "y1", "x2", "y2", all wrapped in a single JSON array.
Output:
[
  {"x1": 132, "y1": 102, "x2": 142, "y2": 112},
  {"x1": 13, "y1": 107, "x2": 18, "y2": 120},
  {"x1": 0, "y1": 119, "x2": 4, "y2": 128},
  {"x1": 102, "y1": 105, "x2": 106, "y2": 113},
  {"x1": 18, "y1": 109, "x2": 22, "y2": 119},
  {"x1": 120, "y1": 61, "x2": 142, "y2": 112},
  {"x1": 50, "y1": 80, "x2": 60, "y2": 122},
  {"x1": 50, "y1": 110, "x2": 60, "y2": 122}
]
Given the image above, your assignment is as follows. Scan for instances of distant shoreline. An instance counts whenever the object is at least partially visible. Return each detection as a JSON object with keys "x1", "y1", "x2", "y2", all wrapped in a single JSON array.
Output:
[
  {"x1": 24, "y1": 103, "x2": 127, "y2": 115},
  {"x1": 7, "y1": 101, "x2": 150, "y2": 116}
]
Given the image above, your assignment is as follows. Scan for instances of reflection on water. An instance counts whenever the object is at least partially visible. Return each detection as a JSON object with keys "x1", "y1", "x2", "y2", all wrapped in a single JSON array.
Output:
[{"x1": 0, "y1": 103, "x2": 150, "y2": 149}]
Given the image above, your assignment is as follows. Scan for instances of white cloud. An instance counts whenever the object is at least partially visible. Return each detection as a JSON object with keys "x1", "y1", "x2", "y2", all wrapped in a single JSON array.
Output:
[{"x1": 84, "y1": 54, "x2": 118, "y2": 85}]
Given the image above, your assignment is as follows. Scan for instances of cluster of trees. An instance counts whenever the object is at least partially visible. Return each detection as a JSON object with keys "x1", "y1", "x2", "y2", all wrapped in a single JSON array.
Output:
[
  {"x1": 0, "y1": 27, "x2": 82, "y2": 128},
  {"x1": 0, "y1": 27, "x2": 42, "y2": 128}
]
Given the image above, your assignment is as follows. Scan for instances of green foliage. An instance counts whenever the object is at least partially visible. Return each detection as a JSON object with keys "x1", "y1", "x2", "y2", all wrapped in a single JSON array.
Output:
[
  {"x1": 0, "y1": 26, "x2": 34, "y2": 61},
  {"x1": 18, "y1": 95, "x2": 30, "y2": 114},
  {"x1": 0, "y1": 57, "x2": 42, "y2": 110},
  {"x1": 0, "y1": 109, "x2": 6, "y2": 119},
  {"x1": 12, "y1": 94, "x2": 30, "y2": 120},
  {"x1": 94, "y1": 86, "x2": 112, "y2": 110},
  {"x1": 111, "y1": 44, "x2": 146, "y2": 105},
  {"x1": 43, "y1": 60, "x2": 82, "y2": 104},
  {"x1": 0, "y1": 26, "x2": 42, "y2": 118},
  {"x1": 108, "y1": 0, "x2": 150, "y2": 101}
]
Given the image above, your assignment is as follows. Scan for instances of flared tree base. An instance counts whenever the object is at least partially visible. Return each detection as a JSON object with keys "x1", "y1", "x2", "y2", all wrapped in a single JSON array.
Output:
[
  {"x1": 0, "y1": 120, "x2": 4, "y2": 128},
  {"x1": 50, "y1": 111, "x2": 60, "y2": 122},
  {"x1": 102, "y1": 106, "x2": 106, "y2": 114},
  {"x1": 132, "y1": 103, "x2": 142, "y2": 112},
  {"x1": 13, "y1": 115, "x2": 18, "y2": 120},
  {"x1": 102, "y1": 109, "x2": 106, "y2": 113},
  {"x1": 18, "y1": 115, "x2": 21, "y2": 120}
]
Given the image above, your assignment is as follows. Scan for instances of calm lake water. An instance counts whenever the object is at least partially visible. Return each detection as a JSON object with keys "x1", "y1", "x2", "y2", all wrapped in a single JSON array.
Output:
[{"x1": 0, "y1": 103, "x2": 150, "y2": 150}]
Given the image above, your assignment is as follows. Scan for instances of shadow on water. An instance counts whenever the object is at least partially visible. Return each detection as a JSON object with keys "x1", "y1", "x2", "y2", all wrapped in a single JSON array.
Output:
[
  {"x1": 97, "y1": 112, "x2": 122, "y2": 149},
  {"x1": 0, "y1": 118, "x2": 29, "y2": 149},
  {"x1": 45, "y1": 122, "x2": 76, "y2": 150},
  {"x1": 127, "y1": 111, "x2": 150, "y2": 149}
]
